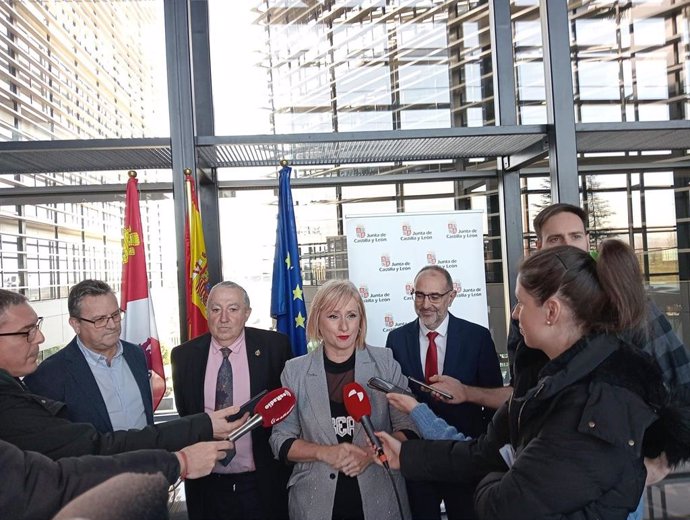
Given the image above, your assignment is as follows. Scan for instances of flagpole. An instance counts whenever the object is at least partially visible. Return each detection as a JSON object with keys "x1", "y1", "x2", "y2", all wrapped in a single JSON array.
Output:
[
  {"x1": 184, "y1": 169, "x2": 194, "y2": 340},
  {"x1": 184, "y1": 168, "x2": 193, "y2": 237}
]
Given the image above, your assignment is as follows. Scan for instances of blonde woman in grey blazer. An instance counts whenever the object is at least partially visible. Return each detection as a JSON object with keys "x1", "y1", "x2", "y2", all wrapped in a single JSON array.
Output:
[{"x1": 270, "y1": 280, "x2": 417, "y2": 520}]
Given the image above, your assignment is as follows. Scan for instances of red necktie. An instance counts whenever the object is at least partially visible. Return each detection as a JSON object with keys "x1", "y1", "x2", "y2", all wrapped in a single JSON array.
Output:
[{"x1": 425, "y1": 331, "x2": 439, "y2": 383}]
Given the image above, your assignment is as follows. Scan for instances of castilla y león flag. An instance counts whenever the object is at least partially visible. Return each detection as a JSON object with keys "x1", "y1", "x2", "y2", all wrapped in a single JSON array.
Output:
[{"x1": 121, "y1": 173, "x2": 166, "y2": 410}]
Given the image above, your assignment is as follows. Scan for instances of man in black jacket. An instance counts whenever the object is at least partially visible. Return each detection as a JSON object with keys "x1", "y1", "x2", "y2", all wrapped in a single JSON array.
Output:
[
  {"x1": 172, "y1": 281, "x2": 292, "y2": 520},
  {"x1": 0, "y1": 288, "x2": 245, "y2": 459}
]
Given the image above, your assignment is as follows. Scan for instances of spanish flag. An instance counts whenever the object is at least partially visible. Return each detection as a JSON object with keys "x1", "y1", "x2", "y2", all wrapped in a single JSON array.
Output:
[
  {"x1": 184, "y1": 173, "x2": 210, "y2": 339},
  {"x1": 121, "y1": 171, "x2": 166, "y2": 410}
]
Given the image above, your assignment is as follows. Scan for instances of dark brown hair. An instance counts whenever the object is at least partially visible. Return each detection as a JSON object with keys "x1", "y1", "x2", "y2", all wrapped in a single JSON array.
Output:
[
  {"x1": 518, "y1": 240, "x2": 645, "y2": 334},
  {"x1": 533, "y1": 203, "x2": 587, "y2": 240},
  {"x1": 0, "y1": 289, "x2": 28, "y2": 327},
  {"x1": 68, "y1": 279, "x2": 114, "y2": 317},
  {"x1": 414, "y1": 265, "x2": 453, "y2": 291}
]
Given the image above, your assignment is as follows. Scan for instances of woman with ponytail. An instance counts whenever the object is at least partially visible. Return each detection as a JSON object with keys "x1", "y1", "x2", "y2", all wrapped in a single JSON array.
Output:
[{"x1": 376, "y1": 240, "x2": 690, "y2": 520}]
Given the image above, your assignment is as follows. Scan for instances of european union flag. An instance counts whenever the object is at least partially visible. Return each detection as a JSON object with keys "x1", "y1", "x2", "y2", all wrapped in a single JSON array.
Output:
[{"x1": 271, "y1": 165, "x2": 308, "y2": 356}]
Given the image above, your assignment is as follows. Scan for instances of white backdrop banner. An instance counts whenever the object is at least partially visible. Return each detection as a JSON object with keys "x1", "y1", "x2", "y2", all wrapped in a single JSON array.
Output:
[{"x1": 345, "y1": 211, "x2": 488, "y2": 347}]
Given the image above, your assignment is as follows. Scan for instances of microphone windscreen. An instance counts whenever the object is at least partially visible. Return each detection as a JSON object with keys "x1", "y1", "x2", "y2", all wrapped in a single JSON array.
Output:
[
  {"x1": 342, "y1": 381, "x2": 372, "y2": 422},
  {"x1": 255, "y1": 387, "x2": 296, "y2": 427}
]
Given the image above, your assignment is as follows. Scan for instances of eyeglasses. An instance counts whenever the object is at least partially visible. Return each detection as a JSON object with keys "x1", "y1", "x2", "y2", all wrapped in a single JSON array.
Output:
[
  {"x1": 411, "y1": 290, "x2": 452, "y2": 303},
  {"x1": 76, "y1": 309, "x2": 124, "y2": 328},
  {"x1": 0, "y1": 317, "x2": 44, "y2": 342}
]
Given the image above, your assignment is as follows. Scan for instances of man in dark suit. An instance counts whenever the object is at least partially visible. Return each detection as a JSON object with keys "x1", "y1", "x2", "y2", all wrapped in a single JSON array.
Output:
[
  {"x1": 25, "y1": 280, "x2": 153, "y2": 433},
  {"x1": 386, "y1": 265, "x2": 503, "y2": 520},
  {"x1": 172, "y1": 281, "x2": 292, "y2": 520}
]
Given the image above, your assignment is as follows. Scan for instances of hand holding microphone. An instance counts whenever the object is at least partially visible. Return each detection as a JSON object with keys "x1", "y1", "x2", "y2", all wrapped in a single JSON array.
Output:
[
  {"x1": 228, "y1": 387, "x2": 296, "y2": 442},
  {"x1": 373, "y1": 431, "x2": 402, "y2": 471},
  {"x1": 209, "y1": 405, "x2": 248, "y2": 439},
  {"x1": 214, "y1": 387, "x2": 296, "y2": 466},
  {"x1": 344, "y1": 382, "x2": 407, "y2": 520},
  {"x1": 343, "y1": 382, "x2": 389, "y2": 469}
]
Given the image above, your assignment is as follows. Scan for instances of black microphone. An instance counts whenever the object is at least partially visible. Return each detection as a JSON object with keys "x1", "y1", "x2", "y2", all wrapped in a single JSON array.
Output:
[{"x1": 343, "y1": 381, "x2": 389, "y2": 469}]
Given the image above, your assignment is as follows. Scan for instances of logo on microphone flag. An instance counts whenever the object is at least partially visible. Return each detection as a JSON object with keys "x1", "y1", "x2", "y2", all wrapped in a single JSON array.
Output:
[
  {"x1": 121, "y1": 173, "x2": 166, "y2": 410},
  {"x1": 184, "y1": 174, "x2": 210, "y2": 339},
  {"x1": 347, "y1": 388, "x2": 365, "y2": 402},
  {"x1": 270, "y1": 165, "x2": 308, "y2": 356}
]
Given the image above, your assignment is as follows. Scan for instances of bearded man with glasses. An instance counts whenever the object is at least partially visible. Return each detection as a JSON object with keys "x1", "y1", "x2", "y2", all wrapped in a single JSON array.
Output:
[
  {"x1": 24, "y1": 279, "x2": 154, "y2": 433},
  {"x1": 385, "y1": 265, "x2": 503, "y2": 520}
]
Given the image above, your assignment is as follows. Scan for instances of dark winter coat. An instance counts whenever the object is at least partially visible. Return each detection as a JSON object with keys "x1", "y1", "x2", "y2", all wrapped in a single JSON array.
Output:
[
  {"x1": 401, "y1": 333, "x2": 686, "y2": 520},
  {"x1": 0, "y1": 438, "x2": 178, "y2": 520},
  {"x1": 0, "y1": 368, "x2": 212, "y2": 459}
]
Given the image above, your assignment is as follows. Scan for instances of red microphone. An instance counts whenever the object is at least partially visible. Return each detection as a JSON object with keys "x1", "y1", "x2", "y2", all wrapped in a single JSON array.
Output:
[
  {"x1": 343, "y1": 382, "x2": 389, "y2": 469},
  {"x1": 228, "y1": 387, "x2": 296, "y2": 442}
]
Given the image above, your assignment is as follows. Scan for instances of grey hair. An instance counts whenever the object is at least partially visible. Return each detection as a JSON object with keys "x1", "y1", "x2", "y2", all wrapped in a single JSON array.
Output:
[{"x1": 208, "y1": 281, "x2": 251, "y2": 307}]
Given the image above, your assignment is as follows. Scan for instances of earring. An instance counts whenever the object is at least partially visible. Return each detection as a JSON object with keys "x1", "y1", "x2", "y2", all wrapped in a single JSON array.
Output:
[{"x1": 546, "y1": 320, "x2": 552, "y2": 326}]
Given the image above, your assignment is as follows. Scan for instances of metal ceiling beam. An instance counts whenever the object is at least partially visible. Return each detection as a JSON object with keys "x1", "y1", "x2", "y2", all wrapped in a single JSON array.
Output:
[
  {"x1": 0, "y1": 137, "x2": 171, "y2": 175},
  {"x1": 1, "y1": 122, "x2": 690, "y2": 176},
  {"x1": 0, "y1": 157, "x2": 687, "y2": 205},
  {"x1": 576, "y1": 121, "x2": 690, "y2": 152},
  {"x1": 0, "y1": 182, "x2": 171, "y2": 206}
]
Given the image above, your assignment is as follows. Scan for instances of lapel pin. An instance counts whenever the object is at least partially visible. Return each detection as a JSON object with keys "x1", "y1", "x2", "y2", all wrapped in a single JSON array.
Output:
[{"x1": 255, "y1": 349, "x2": 261, "y2": 357}]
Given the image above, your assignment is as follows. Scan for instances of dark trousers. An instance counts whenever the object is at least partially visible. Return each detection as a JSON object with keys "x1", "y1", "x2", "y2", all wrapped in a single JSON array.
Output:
[
  {"x1": 407, "y1": 480, "x2": 476, "y2": 520},
  {"x1": 184, "y1": 471, "x2": 268, "y2": 520}
]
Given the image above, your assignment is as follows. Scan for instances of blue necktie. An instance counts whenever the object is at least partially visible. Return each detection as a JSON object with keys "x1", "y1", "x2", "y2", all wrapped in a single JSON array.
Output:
[
  {"x1": 215, "y1": 347, "x2": 235, "y2": 466},
  {"x1": 215, "y1": 348, "x2": 233, "y2": 410}
]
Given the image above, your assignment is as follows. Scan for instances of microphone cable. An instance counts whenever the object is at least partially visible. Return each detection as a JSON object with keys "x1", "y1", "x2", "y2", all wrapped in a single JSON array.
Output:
[{"x1": 383, "y1": 463, "x2": 405, "y2": 520}]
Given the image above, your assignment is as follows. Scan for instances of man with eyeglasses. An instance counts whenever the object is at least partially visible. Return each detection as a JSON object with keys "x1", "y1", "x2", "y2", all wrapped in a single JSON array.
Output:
[
  {"x1": 0, "y1": 287, "x2": 246, "y2": 465},
  {"x1": 385, "y1": 265, "x2": 503, "y2": 520},
  {"x1": 25, "y1": 280, "x2": 152, "y2": 433},
  {"x1": 0, "y1": 290, "x2": 255, "y2": 520}
]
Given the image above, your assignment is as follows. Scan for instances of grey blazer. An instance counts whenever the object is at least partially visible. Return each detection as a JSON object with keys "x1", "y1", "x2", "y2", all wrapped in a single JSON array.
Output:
[{"x1": 270, "y1": 344, "x2": 416, "y2": 520}]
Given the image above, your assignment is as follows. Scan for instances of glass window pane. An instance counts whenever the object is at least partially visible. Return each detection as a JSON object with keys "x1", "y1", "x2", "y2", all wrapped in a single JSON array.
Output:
[
  {"x1": 575, "y1": 18, "x2": 617, "y2": 46},
  {"x1": 644, "y1": 190, "x2": 676, "y2": 227},
  {"x1": 405, "y1": 198, "x2": 455, "y2": 212},
  {"x1": 578, "y1": 62, "x2": 620, "y2": 100}
]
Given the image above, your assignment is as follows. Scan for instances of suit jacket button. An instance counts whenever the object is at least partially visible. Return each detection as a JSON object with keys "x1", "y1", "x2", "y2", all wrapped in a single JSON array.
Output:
[{"x1": 329, "y1": 473, "x2": 336, "y2": 479}]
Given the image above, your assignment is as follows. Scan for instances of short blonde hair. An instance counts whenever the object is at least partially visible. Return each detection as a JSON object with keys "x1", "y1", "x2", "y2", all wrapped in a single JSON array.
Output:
[{"x1": 307, "y1": 280, "x2": 367, "y2": 349}]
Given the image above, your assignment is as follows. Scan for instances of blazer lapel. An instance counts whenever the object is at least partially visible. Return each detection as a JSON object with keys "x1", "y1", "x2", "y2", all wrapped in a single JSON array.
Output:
[
  {"x1": 122, "y1": 343, "x2": 154, "y2": 422},
  {"x1": 304, "y1": 347, "x2": 338, "y2": 443},
  {"x1": 405, "y1": 321, "x2": 425, "y2": 381},
  {"x1": 351, "y1": 347, "x2": 379, "y2": 444},
  {"x1": 65, "y1": 340, "x2": 112, "y2": 430},
  {"x1": 190, "y1": 336, "x2": 211, "y2": 413},
  {"x1": 245, "y1": 328, "x2": 265, "y2": 397},
  {"x1": 442, "y1": 314, "x2": 461, "y2": 375}
]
